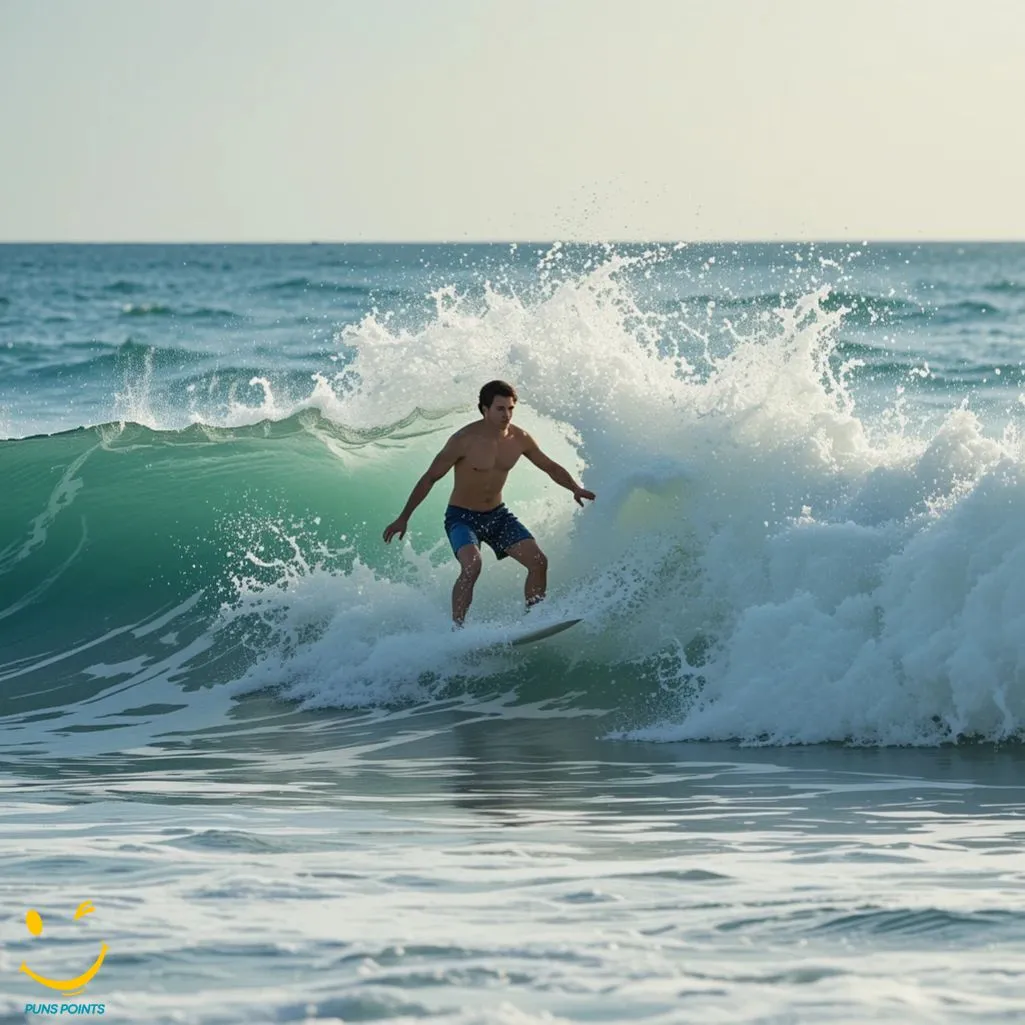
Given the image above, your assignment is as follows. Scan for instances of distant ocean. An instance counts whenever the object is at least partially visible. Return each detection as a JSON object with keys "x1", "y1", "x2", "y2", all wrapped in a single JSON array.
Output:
[{"x1": 3, "y1": 242, "x2": 1025, "y2": 1023}]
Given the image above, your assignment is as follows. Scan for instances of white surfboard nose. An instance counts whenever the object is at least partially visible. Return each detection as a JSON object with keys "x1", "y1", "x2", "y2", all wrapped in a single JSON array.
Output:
[{"x1": 510, "y1": 618, "x2": 582, "y2": 647}]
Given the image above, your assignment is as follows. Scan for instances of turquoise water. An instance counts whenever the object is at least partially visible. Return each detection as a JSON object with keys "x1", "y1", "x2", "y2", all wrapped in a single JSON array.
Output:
[{"x1": 3, "y1": 243, "x2": 1025, "y2": 1022}]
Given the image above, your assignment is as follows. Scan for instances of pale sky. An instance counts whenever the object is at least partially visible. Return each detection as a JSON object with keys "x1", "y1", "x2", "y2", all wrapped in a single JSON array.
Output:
[{"x1": 2, "y1": 0, "x2": 1024, "y2": 242}]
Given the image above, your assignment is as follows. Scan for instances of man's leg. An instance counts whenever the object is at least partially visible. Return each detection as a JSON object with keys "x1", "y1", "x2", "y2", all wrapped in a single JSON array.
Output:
[
  {"x1": 504, "y1": 539, "x2": 548, "y2": 609},
  {"x1": 453, "y1": 544, "x2": 482, "y2": 625}
]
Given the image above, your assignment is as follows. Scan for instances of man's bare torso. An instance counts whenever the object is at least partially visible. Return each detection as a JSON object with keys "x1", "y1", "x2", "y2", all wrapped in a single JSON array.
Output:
[{"x1": 448, "y1": 422, "x2": 529, "y2": 511}]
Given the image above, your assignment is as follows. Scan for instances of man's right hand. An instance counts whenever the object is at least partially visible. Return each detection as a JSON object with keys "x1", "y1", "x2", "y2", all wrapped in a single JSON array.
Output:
[{"x1": 382, "y1": 518, "x2": 408, "y2": 543}]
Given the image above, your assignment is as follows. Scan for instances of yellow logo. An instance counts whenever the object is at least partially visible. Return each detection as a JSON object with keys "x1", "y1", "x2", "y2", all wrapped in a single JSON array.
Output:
[{"x1": 20, "y1": 902, "x2": 109, "y2": 996}]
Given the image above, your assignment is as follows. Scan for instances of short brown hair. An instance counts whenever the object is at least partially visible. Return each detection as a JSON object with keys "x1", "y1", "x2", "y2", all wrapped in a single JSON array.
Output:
[{"x1": 478, "y1": 380, "x2": 517, "y2": 414}]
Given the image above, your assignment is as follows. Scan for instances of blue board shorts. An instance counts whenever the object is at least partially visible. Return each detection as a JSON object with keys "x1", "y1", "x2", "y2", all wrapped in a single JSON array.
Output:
[{"x1": 444, "y1": 504, "x2": 534, "y2": 560}]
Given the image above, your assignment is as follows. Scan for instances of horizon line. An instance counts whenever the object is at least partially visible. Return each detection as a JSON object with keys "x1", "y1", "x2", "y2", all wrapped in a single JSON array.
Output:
[{"x1": 2, "y1": 237, "x2": 1025, "y2": 246}]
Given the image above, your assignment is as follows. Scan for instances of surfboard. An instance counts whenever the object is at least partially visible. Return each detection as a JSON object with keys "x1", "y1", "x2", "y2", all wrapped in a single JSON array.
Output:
[{"x1": 508, "y1": 617, "x2": 582, "y2": 647}]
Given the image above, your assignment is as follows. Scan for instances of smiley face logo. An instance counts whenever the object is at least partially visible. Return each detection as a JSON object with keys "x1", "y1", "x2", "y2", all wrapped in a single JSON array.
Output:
[{"x1": 20, "y1": 901, "x2": 109, "y2": 995}]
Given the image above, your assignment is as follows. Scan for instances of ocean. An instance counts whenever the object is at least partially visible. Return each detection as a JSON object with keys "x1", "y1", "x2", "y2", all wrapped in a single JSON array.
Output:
[{"x1": 2, "y1": 241, "x2": 1025, "y2": 1023}]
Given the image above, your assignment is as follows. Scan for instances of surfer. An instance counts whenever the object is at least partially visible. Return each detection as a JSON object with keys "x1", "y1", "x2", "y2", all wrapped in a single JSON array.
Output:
[{"x1": 382, "y1": 380, "x2": 595, "y2": 625}]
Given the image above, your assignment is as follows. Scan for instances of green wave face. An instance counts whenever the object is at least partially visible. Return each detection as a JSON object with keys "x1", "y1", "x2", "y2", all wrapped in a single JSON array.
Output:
[{"x1": 0, "y1": 412, "x2": 465, "y2": 715}]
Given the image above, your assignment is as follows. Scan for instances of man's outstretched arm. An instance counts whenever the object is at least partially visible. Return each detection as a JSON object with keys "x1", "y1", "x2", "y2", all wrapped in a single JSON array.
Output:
[
  {"x1": 383, "y1": 436, "x2": 462, "y2": 543},
  {"x1": 523, "y1": 435, "x2": 596, "y2": 507}
]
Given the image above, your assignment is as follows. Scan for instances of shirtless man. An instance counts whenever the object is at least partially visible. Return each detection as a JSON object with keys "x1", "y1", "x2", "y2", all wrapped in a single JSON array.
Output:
[{"x1": 382, "y1": 380, "x2": 596, "y2": 624}]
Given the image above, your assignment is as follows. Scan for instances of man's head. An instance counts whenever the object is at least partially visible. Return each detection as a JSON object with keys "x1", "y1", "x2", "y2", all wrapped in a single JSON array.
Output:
[{"x1": 478, "y1": 380, "x2": 517, "y2": 427}]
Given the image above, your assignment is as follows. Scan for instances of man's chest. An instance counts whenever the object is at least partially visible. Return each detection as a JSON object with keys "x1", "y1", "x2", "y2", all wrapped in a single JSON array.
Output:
[{"x1": 463, "y1": 437, "x2": 522, "y2": 473}]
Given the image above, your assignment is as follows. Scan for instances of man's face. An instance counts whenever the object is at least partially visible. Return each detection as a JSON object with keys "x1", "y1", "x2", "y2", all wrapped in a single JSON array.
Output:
[{"x1": 483, "y1": 395, "x2": 515, "y2": 428}]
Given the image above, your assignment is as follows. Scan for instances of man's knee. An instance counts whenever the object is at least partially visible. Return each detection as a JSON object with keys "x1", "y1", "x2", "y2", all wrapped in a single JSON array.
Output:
[
  {"x1": 507, "y1": 540, "x2": 547, "y2": 570},
  {"x1": 457, "y1": 548, "x2": 482, "y2": 580},
  {"x1": 524, "y1": 541, "x2": 548, "y2": 571}
]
